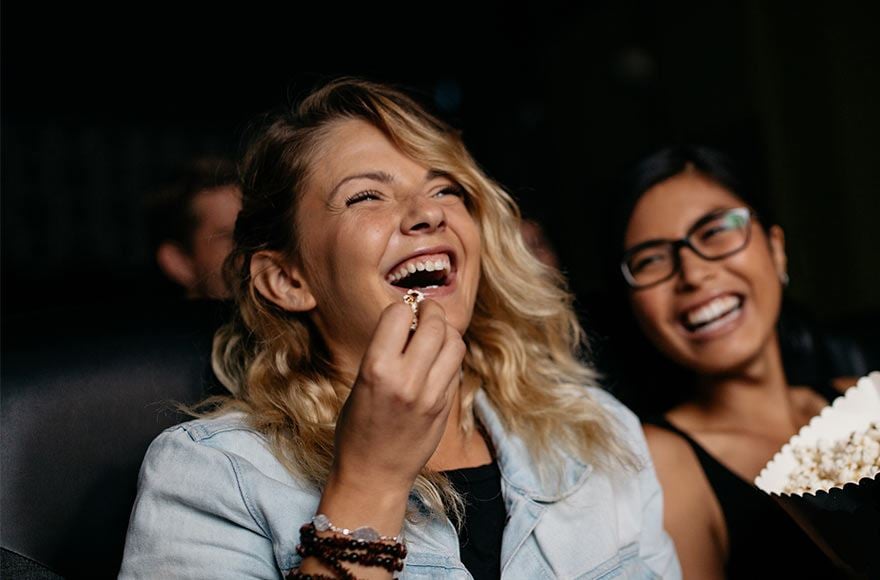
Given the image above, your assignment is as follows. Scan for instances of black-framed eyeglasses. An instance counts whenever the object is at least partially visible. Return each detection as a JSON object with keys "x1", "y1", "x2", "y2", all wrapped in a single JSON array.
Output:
[{"x1": 621, "y1": 207, "x2": 753, "y2": 289}]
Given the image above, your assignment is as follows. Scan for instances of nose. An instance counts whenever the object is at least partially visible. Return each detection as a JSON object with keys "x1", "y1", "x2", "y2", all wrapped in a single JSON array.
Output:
[
  {"x1": 401, "y1": 196, "x2": 446, "y2": 234},
  {"x1": 675, "y1": 246, "x2": 715, "y2": 291}
]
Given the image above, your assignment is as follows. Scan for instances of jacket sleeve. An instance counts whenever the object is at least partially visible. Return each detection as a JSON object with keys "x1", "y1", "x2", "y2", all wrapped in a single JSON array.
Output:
[
  {"x1": 118, "y1": 427, "x2": 282, "y2": 579},
  {"x1": 589, "y1": 387, "x2": 682, "y2": 579}
]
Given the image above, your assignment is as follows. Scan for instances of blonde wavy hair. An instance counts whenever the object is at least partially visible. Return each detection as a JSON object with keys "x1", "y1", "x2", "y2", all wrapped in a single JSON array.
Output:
[{"x1": 210, "y1": 78, "x2": 635, "y2": 518}]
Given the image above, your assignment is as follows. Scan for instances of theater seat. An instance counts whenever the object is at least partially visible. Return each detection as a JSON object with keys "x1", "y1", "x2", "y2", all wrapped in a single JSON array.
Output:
[
  {"x1": 1, "y1": 300, "x2": 229, "y2": 579},
  {"x1": 777, "y1": 299, "x2": 878, "y2": 388}
]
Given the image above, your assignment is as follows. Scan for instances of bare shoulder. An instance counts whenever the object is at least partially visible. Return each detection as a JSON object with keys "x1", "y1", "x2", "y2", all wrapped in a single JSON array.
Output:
[
  {"x1": 643, "y1": 424, "x2": 701, "y2": 471},
  {"x1": 643, "y1": 422, "x2": 728, "y2": 579},
  {"x1": 642, "y1": 423, "x2": 715, "y2": 507}
]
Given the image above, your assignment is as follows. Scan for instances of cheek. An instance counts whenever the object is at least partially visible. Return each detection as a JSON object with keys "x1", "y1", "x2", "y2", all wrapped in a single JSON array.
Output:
[
  {"x1": 318, "y1": 219, "x2": 390, "y2": 290},
  {"x1": 730, "y1": 246, "x2": 783, "y2": 308},
  {"x1": 752, "y1": 251, "x2": 782, "y2": 289},
  {"x1": 190, "y1": 239, "x2": 221, "y2": 272},
  {"x1": 748, "y1": 264, "x2": 783, "y2": 326},
  {"x1": 629, "y1": 291, "x2": 667, "y2": 334},
  {"x1": 460, "y1": 213, "x2": 482, "y2": 263},
  {"x1": 629, "y1": 291, "x2": 686, "y2": 355},
  {"x1": 469, "y1": 231, "x2": 482, "y2": 274},
  {"x1": 211, "y1": 239, "x2": 234, "y2": 265}
]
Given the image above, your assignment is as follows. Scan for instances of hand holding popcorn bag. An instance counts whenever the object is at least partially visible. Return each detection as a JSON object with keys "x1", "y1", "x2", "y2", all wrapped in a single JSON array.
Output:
[{"x1": 755, "y1": 372, "x2": 880, "y2": 579}]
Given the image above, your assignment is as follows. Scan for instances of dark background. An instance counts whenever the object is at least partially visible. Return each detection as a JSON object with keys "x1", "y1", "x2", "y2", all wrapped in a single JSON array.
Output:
[{"x1": 3, "y1": 0, "x2": 879, "y2": 325}]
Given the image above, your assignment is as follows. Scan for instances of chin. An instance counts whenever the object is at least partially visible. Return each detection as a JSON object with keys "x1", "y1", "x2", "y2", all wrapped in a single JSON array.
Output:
[
  {"x1": 681, "y1": 344, "x2": 765, "y2": 376},
  {"x1": 441, "y1": 302, "x2": 473, "y2": 334}
]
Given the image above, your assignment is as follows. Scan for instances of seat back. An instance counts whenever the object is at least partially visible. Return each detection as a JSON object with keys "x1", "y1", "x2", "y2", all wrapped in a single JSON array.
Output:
[{"x1": 1, "y1": 300, "x2": 228, "y2": 579}]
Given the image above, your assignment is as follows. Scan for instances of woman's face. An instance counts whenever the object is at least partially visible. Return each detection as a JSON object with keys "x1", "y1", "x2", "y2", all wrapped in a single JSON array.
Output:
[
  {"x1": 293, "y1": 119, "x2": 481, "y2": 370},
  {"x1": 624, "y1": 171, "x2": 786, "y2": 375}
]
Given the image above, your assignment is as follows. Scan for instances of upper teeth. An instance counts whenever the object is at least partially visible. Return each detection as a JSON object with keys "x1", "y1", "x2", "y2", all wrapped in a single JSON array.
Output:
[
  {"x1": 686, "y1": 295, "x2": 740, "y2": 326},
  {"x1": 386, "y1": 255, "x2": 451, "y2": 283}
]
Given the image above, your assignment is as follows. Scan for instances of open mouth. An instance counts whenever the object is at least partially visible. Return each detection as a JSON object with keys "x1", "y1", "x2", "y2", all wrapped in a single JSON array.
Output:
[
  {"x1": 385, "y1": 252, "x2": 454, "y2": 291},
  {"x1": 680, "y1": 294, "x2": 744, "y2": 333}
]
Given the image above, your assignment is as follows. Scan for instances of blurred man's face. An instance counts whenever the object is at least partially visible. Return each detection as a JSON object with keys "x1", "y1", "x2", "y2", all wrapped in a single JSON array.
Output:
[
  {"x1": 520, "y1": 219, "x2": 559, "y2": 270},
  {"x1": 188, "y1": 185, "x2": 241, "y2": 299}
]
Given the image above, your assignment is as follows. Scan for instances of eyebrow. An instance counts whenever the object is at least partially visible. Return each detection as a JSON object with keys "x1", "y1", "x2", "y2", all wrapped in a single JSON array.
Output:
[
  {"x1": 328, "y1": 171, "x2": 395, "y2": 201},
  {"x1": 328, "y1": 169, "x2": 451, "y2": 202},
  {"x1": 624, "y1": 205, "x2": 736, "y2": 252}
]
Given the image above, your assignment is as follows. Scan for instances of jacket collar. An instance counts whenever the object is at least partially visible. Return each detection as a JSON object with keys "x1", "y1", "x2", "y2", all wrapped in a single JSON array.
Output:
[{"x1": 473, "y1": 389, "x2": 593, "y2": 503}]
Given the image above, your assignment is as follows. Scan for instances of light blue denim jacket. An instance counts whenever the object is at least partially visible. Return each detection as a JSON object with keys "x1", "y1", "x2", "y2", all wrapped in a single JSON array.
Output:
[{"x1": 120, "y1": 387, "x2": 680, "y2": 579}]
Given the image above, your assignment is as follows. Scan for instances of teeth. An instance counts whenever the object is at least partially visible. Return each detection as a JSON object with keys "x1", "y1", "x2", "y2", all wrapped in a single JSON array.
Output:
[
  {"x1": 385, "y1": 255, "x2": 451, "y2": 284},
  {"x1": 686, "y1": 295, "x2": 740, "y2": 327}
]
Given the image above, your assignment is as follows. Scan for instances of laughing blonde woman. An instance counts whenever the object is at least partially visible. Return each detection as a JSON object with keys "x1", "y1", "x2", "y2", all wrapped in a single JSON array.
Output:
[{"x1": 120, "y1": 78, "x2": 679, "y2": 579}]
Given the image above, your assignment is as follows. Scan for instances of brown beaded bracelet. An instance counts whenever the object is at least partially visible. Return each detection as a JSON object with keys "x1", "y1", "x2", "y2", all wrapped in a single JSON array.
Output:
[
  {"x1": 296, "y1": 543, "x2": 357, "y2": 579},
  {"x1": 294, "y1": 521, "x2": 407, "y2": 579},
  {"x1": 299, "y1": 523, "x2": 408, "y2": 559},
  {"x1": 298, "y1": 542, "x2": 406, "y2": 574},
  {"x1": 286, "y1": 572, "x2": 337, "y2": 580}
]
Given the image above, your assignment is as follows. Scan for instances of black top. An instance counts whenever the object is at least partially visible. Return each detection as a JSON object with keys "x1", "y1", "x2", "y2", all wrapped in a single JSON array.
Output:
[
  {"x1": 644, "y1": 383, "x2": 845, "y2": 579},
  {"x1": 443, "y1": 461, "x2": 506, "y2": 580}
]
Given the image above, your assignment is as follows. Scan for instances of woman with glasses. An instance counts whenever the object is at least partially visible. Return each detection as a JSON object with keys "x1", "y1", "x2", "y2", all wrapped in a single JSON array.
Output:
[{"x1": 599, "y1": 145, "x2": 844, "y2": 579}]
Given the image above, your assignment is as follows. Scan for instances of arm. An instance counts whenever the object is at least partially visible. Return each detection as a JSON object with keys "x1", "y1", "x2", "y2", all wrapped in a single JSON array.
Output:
[
  {"x1": 122, "y1": 302, "x2": 461, "y2": 579},
  {"x1": 300, "y1": 301, "x2": 465, "y2": 579},
  {"x1": 643, "y1": 424, "x2": 726, "y2": 580},
  {"x1": 119, "y1": 429, "x2": 280, "y2": 579}
]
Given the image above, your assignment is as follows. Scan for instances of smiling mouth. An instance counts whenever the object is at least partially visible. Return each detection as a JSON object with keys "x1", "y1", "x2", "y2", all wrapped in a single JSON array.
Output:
[
  {"x1": 680, "y1": 294, "x2": 744, "y2": 333},
  {"x1": 385, "y1": 253, "x2": 453, "y2": 290}
]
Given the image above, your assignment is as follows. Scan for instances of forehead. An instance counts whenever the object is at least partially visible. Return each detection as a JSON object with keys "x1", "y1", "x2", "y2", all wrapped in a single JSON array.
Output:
[
  {"x1": 192, "y1": 185, "x2": 241, "y2": 228},
  {"x1": 624, "y1": 171, "x2": 744, "y2": 246},
  {"x1": 307, "y1": 119, "x2": 426, "y2": 192}
]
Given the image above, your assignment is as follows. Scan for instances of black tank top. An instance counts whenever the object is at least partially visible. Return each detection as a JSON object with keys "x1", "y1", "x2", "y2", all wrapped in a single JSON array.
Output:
[
  {"x1": 645, "y1": 383, "x2": 845, "y2": 579},
  {"x1": 443, "y1": 461, "x2": 505, "y2": 580}
]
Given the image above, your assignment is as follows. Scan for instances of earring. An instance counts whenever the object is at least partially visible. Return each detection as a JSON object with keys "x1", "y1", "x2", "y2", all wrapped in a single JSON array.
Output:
[{"x1": 780, "y1": 271, "x2": 790, "y2": 287}]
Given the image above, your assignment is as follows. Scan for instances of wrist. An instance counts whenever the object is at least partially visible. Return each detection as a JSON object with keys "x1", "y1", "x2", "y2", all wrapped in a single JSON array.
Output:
[
  {"x1": 319, "y1": 470, "x2": 411, "y2": 538},
  {"x1": 327, "y1": 463, "x2": 414, "y2": 503}
]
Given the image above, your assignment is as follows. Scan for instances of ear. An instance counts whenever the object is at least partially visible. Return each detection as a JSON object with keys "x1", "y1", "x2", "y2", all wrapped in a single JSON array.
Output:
[
  {"x1": 156, "y1": 242, "x2": 197, "y2": 291},
  {"x1": 767, "y1": 225, "x2": 788, "y2": 280},
  {"x1": 250, "y1": 250, "x2": 317, "y2": 312}
]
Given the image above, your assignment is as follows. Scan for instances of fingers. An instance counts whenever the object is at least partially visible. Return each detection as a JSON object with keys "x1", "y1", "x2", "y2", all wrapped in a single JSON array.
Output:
[
  {"x1": 423, "y1": 323, "x2": 466, "y2": 403},
  {"x1": 359, "y1": 299, "x2": 462, "y2": 414},
  {"x1": 366, "y1": 298, "x2": 449, "y2": 358},
  {"x1": 402, "y1": 300, "x2": 450, "y2": 375},
  {"x1": 336, "y1": 300, "x2": 466, "y2": 491},
  {"x1": 368, "y1": 302, "x2": 416, "y2": 356}
]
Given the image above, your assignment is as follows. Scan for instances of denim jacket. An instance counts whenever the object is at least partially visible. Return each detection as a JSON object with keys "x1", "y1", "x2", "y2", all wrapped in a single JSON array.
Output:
[{"x1": 120, "y1": 387, "x2": 680, "y2": 579}]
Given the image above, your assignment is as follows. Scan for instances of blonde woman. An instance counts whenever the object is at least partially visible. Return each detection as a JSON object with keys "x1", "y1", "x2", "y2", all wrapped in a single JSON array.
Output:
[{"x1": 120, "y1": 79, "x2": 680, "y2": 579}]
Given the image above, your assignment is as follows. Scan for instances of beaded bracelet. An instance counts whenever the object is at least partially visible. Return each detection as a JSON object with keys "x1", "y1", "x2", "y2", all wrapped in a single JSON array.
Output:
[
  {"x1": 292, "y1": 521, "x2": 407, "y2": 579},
  {"x1": 286, "y1": 572, "x2": 337, "y2": 580},
  {"x1": 300, "y1": 523, "x2": 407, "y2": 559},
  {"x1": 297, "y1": 542, "x2": 404, "y2": 575},
  {"x1": 295, "y1": 542, "x2": 356, "y2": 580},
  {"x1": 312, "y1": 514, "x2": 403, "y2": 544}
]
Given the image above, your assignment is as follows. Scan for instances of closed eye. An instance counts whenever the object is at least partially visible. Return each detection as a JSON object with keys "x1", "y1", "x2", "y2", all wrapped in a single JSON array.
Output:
[
  {"x1": 631, "y1": 252, "x2": 669, "y2": 274},
  {"x1": 345, "y1": 190, "x2": 382, "y2": 206},
  {"x1": 434, "y1": 185, "x2": 465, "y2": 199},
  {"x1": 700, "y1": 226, "x2": 727, "y2": 241}
]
